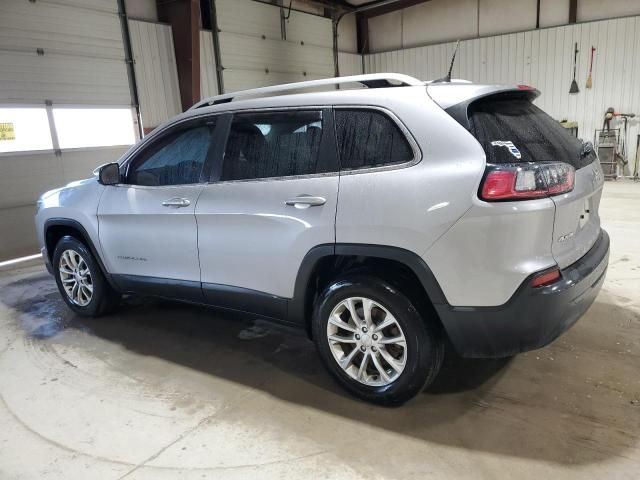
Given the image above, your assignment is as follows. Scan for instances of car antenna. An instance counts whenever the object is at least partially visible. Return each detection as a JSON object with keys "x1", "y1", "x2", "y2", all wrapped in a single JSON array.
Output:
[{"x1": 433, "y1": 40, "x2": 460, "y2": 83}]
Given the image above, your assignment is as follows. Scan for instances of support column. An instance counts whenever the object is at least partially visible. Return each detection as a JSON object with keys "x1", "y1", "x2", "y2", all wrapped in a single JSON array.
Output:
[
  {"x1": 569, "y1": 0, "x2": 577, "y2": 24},
  {"x1": 157, "y1": 0, "x2": 201, "y2": 111},
  {"x1": 356, "y1": 13, "x2": 369, "y2": 54}
]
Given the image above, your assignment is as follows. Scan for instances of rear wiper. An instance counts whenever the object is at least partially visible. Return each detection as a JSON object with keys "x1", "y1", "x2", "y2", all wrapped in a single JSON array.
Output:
[{"x1": 580, "y1": 140, "x2": 594, "y2": 158}]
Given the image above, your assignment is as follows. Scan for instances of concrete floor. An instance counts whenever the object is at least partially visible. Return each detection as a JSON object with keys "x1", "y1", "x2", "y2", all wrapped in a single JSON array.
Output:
[{"x1": 0, "y1": 181, "x2": 639, "y2": 480}]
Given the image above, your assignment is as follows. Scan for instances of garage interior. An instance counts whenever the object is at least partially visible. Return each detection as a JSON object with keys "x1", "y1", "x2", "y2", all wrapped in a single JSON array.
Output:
[{"x1": 0, "y1": 0, "x2": 639, "y2": 478}]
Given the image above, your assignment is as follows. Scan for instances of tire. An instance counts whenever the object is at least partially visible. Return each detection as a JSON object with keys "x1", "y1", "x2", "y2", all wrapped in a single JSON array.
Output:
[
  {"x1": 52, "y1": 235, "x2": 120, "y2": 317},
  {"x1": 312, "y1": 274, "x2": 444, "y2": 406}
]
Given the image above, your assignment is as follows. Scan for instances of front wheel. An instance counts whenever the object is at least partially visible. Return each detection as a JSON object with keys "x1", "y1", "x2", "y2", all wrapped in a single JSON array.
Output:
[
  {"x1": 312, "y1": 275, "x2": 444, "y2": 406},
  {"x1": 53, "y1": 236, "x2": 120, "y2": 317}
]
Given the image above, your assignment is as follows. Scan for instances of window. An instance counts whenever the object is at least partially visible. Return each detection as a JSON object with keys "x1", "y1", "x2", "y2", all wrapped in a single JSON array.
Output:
[
  {"x1": 468, "y1": 99, "x2": 595, "y2": 169},
  {"x1": 0, "y1": 108, "x2": 53, "y2": 153},
  {"x1": 53, "y1": 108, "x2": 136, "y2": 149},
  {"x1": 127, "y1": 124, "x2": 214, "y2": 186},
  {"x1": 222, "y1": 110, "x2": 325, "y2": 181},
  {"x1": 334, "y1": 109, "x2": 413, "y2": 170}
]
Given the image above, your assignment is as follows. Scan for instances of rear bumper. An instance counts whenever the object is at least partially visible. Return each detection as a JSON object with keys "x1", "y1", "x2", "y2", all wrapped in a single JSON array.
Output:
[{"x1": 436, "y1": 229, "x2": 609, "y2": 358}]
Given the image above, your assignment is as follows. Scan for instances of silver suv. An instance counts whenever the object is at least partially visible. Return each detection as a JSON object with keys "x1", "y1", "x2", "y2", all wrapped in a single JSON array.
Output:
[{"x1": 35, "y1": 73, "x2": 609, "y2": 405}]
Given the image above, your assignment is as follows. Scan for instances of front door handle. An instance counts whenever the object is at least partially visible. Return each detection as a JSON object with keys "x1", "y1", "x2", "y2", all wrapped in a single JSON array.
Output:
[
  {"x1": 162, "y1": 197, "x2": 191, "y2": 208},
  {"x1": 284, "y1": 195, "x2": 327, "y2": 208}
]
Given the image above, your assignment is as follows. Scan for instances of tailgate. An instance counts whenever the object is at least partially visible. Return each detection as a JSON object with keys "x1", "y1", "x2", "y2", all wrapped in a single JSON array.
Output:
[
  {"x1": 551, "y1": 160, "x2": 604, "y2": 268},
  {"x1": 464, "y1": 95, "x2": 603, "y2": 267}
]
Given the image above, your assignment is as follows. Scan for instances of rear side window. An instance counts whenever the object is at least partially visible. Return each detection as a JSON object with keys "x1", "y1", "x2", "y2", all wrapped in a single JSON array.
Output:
[
  {"x1": 128, "y1": 123, "x2": 214, "y2": 186},
  {"x1": 469, "y1": 99, "x2": 595, "y2": 169},
  {"x1": 222, "y1": 110, "x2": 326, "y2": 181},
  {"x1": 334, "y1": 109, "x2": 413, "y2": 170}
]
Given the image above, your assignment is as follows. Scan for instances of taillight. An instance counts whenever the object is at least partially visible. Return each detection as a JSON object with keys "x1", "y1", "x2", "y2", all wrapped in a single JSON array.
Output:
[
  {"x1": 530, "y1": 268, "x2": 561, "y2": 288},
  {"x1": 480, "y1": 162, "x2": 575, "y2": 201}
]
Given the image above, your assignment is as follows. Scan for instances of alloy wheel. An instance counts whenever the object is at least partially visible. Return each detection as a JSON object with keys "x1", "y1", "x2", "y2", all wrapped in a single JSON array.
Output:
[
  {"x1": 59, "y1": 249, "x2": 93, "y2": 307},
  {"x1": 326, "y1": 297, "x2": 407, "y2": 386}
]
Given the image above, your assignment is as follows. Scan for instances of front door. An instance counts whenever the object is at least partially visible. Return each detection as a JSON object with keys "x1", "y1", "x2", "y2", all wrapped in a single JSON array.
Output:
[
  {"x1": 195, "y1": 109, "x2": 339, "y2": 316},
  {"x1": 98, "y1": 118, "x2": 218, "y2": 292}
]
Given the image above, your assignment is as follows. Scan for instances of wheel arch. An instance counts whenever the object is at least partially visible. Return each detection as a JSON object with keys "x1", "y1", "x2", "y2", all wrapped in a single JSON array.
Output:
[
  {"x1": 290, "y1": 244, "x2": 449, "y2": 338},
  {"x1": 44, "y1": 218, "x2": 116, "y2": 289}
]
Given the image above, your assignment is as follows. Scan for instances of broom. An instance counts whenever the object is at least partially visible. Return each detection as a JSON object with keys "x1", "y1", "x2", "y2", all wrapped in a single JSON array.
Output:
[
  {"x1": 586, "y1": 46, "x2": 595, "y2": 89},
  {"x1": 570, "y1": 43, "x2": 579, "y2": 94}
]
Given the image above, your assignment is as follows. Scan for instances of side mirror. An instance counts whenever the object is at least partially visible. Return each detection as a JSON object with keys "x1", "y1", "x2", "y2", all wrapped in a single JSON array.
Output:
[{"x1": 98, "y1": 162, "x2": 121, "y2": 185}]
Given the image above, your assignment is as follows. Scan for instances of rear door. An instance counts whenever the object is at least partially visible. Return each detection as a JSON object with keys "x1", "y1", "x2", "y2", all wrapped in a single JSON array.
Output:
[
  {"x1": 195, "y1": 108, "x2": 339, "y2": 312},
  {"x1": 468, "y1": 97, "x2": 604, "y2": 268}
]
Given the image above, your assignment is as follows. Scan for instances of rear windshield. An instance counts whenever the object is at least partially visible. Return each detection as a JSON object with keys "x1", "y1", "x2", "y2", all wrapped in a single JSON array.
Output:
[{"x1": 468, "y1": 99, "x2": 595, "y2": 169}]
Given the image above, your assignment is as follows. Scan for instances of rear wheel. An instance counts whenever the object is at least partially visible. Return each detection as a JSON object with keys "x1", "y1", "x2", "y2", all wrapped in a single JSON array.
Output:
[
  {"x1": 312, "y1": 274, "x2": 444, "y2": 406},
  {"x1": 53, "y1": 236, "x2": 120, "y2": 316}
]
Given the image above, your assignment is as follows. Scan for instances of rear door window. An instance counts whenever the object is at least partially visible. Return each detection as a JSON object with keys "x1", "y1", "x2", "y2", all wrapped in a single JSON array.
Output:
[
  {"x1": 468, "y1": 99, "x2": 595, "y2": 169},
  {"x1": 334, "y1": 109, "x2": 414, "y2": 170},
  {"x1": 221, "y1": 110, "x2": 329, "y2": 181}
]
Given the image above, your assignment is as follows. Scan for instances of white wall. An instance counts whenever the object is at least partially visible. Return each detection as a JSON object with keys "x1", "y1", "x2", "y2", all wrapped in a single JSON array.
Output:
[
  {"x1": 0, "y1": 147, "x2": 130, "y2": 260},
  {"x1": 200, "y1": 30, "x2": 220, "y2": 98},
  {"x1": 578, "y1": 0, "x2": 640, "y2": 22},
  {"x1": 0, "y1": 0, "x2": 135, "y2": 260},
  {"x1": 479, "y1": 0, "x2": 538, "y2": 36},
  {"x1": 364, "y1": 16, "x2": 640, "y2": 174},
  {"x1": 369, "y1": 11, "x2": 403, "y2": 52},
  {"x1": 338, "y1": 14, "x2": 358, "y2": 53},
  {"x1": 540, "y1": 0, "x2": 570, "y2": 28},
  {"x1": 403, "y1": 0, "x2": 478, "y2": 47},
  {"x1": 214, "y1": 0, "x2": 338, "y2": 93},
  {"x1": 367, "y1": 0, "x2": 640, "y2": 52},
  {"x1": 125, "y1": 0, "x2": 158, "y2": 22},
  {"x1": 0, "y1": 0, "x2": 130, "y2": 105},
  {"x1": 338, "y1": 52, "x2": 364, "y2": 77},
  {"x1": 128, "y1": 20, "x2": 182, "y2": 129}
]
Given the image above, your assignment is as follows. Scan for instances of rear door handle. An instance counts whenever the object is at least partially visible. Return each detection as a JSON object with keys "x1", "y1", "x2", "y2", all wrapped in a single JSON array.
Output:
[
  {"x1": 284, "y1": 195, "x2": 327, "y2": 208},
  {"x1": 162, "y1": 197, "x2": 191, "y2": 208}
]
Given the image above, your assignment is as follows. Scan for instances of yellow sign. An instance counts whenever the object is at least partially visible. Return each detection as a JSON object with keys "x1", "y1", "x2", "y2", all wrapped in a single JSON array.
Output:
[{"x1": 0, "y1": 123, "x2": 16, "y2": 141}]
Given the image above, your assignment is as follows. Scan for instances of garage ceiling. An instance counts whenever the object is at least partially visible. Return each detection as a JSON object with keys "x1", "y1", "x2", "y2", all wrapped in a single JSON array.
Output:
[{"x1": 315, "y1": 0, "x2": 432, "y2": 16}]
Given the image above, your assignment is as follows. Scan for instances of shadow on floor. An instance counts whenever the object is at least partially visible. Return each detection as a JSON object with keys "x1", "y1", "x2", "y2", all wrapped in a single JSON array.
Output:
[{"x1": 1, "y1": 270, "x2": 638, "y2": 466}]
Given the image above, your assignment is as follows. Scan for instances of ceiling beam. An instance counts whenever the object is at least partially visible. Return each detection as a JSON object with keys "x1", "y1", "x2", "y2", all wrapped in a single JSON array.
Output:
[{"x1": 358, "y1": 0, "x2": 432, "y2": 19}]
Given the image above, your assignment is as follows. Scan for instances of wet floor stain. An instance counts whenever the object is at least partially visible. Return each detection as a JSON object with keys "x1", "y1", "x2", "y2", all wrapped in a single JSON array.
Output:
[{"x1": 1, "y1": 266, "x2": 639, "y2": 473}]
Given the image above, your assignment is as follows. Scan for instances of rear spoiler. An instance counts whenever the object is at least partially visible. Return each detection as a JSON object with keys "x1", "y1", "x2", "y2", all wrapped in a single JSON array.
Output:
[{"x1": 427, "y1": 84, "x2": 540, "y2": 130}]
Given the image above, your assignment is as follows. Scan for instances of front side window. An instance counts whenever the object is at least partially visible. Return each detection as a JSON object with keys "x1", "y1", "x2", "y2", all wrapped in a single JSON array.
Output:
[
  {"x1": 222, "y1": 110, "x2": 325, "y2": 181},
  {"x1": 334, "y1": 109, "x2": 413, "y2": 170},
  {"x1": 127, "y1": 123, "x2": 214, "y2": 186}
]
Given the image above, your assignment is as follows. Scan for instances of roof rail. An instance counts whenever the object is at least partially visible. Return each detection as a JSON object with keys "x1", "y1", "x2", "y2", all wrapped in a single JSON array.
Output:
[{"x1": 189, "y1": 73, "x2": 424, "y2": 110}]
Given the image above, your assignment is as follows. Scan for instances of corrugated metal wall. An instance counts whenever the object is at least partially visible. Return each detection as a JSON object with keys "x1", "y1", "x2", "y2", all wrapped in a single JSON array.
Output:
[
  {"x1": 200, "y1": 30, "x2": 219, "y2": 98},
  {"x1": 365, "y1": 16, "x2": 640, "y2": 170},
  {"x1": 0, "y1": 0, "x2": 130, "y2": 105},
  {"x1": 128, "y1": 20, "x2": 181, "y2": 129},
  {"x1": 338, "y1": 52, "x2": 364, "y2": 77}
]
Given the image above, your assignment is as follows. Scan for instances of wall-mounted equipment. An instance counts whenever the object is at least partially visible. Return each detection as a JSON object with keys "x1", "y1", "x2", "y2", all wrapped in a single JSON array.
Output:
[
  {"x1": 586, "y1": 47, "x2": 595, "y2": 89},
  {"x1": 569, "y1": 43, "x2": 580, "y2": 94}
]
